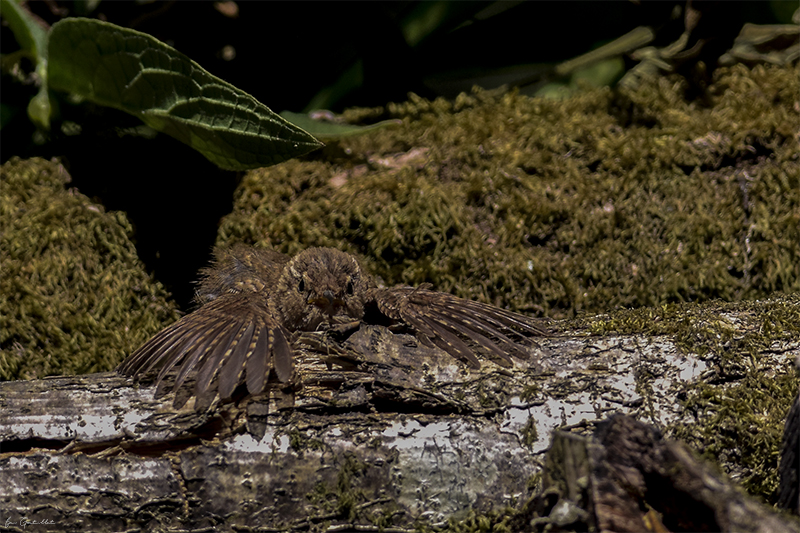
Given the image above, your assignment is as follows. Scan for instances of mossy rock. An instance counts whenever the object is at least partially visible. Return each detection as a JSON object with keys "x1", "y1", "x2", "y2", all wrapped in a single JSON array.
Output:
[
  {"x1": 219, "y1": 63, "x2": 799, "y2": 320},
  {"x1": 0, "y1": 157, "x2": 179, "y2": 380}
]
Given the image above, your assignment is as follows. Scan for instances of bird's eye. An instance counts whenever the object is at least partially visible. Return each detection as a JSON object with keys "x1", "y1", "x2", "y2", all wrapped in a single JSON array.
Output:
[
  {"x1": 346, "y1": 280, "x2": 355, "y2": 295},
  {"x1": 298, "y1": 279, "x2": 305, "y2": 293}
]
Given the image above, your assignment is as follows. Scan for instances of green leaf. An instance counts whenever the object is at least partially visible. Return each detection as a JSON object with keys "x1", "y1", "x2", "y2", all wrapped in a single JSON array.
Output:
[
  {"x1": 1, "y1": 0, "x2": 53, "y2": 130},
  {"x1": 279, "y1": 111, "x2": 401, "y2": 139},
  {"x1": 47, "y1": 18, "x2": 323, "y2": 170},
  {"x1": 0, "y1": 0, "x2": 48, "y2": 60}
]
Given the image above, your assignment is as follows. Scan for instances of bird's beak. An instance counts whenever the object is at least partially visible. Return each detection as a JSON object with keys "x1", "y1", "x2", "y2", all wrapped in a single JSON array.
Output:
[{"x1": 309, "y1": 290, "x2": 344, "y2": 314}]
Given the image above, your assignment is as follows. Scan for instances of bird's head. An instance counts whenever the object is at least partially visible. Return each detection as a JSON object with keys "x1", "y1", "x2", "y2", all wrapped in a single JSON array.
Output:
[{"x1": 275, "y1": 247, "x2": 368, "y2": 331}]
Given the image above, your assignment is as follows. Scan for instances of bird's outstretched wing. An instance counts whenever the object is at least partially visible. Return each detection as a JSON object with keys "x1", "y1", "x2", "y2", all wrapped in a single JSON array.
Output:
[
  {"x1": 370, "y1": 286, "x2": 547, "y2": 368},
  {"x1": 117, "y1": 293, "x2": 292, "y2": 409}
]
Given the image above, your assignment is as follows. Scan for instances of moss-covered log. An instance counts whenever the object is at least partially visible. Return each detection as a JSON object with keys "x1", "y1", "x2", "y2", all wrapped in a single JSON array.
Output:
[{"x1": 1, "y1": 303, "x2": 797, "y2": 531}]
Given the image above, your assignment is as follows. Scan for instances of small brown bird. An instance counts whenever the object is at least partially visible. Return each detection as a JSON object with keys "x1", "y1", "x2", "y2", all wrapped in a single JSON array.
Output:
[{"x1": 118, "y1": 245, "x2": 546, "y2": 407}]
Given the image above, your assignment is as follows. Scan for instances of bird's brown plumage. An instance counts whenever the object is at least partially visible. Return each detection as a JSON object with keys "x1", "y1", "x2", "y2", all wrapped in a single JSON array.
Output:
[{"x1": 117, "y1": 245, "x2": 547, "y2": 408}]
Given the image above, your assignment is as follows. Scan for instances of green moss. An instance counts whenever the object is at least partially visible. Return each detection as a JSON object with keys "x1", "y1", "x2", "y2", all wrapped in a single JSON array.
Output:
[
  {"x1": 0, "y1": 157, "x2": 179, "y2": 380},
  {"x1": 306, "y1": 480, "x2": 337, "y2": 516},
  {"x1": 336, "y1": 452, "x2": 369, "y2": 519},
  {"x1": 527, "y1": 471, "x2": 542, "y2": 492},
  {"x1": 521, "y1": 418, "x2": 539, "y2": 448},
  {"x1": 439, "y1": 506, "x2": 519, "y2": 533},
  {"x1": 304, "y1": 451, "x2": 369, "y2": 524},
  {"x1": 673, "y1": 370, "x2": 798, "y2": 500},
  {"x1": 520, "y1": 383, "x2": 540, "y2": 403},
  {"x1": 218, "y1": 64, "x2": 798, "y2": 321},
  {"x1": 288, "y1": 429, "x2": 307, "y2": 452}
]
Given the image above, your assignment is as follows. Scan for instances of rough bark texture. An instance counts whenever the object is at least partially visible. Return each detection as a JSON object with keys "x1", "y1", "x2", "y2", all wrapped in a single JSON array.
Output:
[{"x1": 1, "y1": 321, "x2": 798, "y2": 532}]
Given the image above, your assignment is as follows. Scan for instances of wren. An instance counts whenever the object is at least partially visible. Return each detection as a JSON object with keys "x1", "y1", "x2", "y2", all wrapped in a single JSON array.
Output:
[{"x1": 118, "y1": 245, "x2": 547, "y2": 407}]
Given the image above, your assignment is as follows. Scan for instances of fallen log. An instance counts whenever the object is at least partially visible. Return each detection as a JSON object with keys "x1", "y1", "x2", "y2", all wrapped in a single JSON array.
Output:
[{"x1": 1, "y1": 314, "x2": 797, "y2": 531}]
